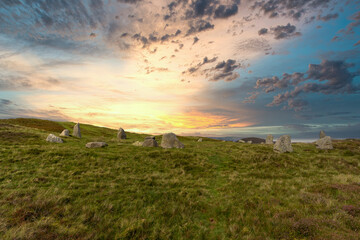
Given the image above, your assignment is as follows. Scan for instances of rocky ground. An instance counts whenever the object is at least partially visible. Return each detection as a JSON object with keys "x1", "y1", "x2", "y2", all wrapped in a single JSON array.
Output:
[{"x1": 0, "y1": 118, "x2": 359, "y2": 240}]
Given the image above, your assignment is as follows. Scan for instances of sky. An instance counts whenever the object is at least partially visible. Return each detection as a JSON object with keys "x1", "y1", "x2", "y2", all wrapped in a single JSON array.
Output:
[{"x1": 0, "y1": 0, "x2": 359, "y2": 139}]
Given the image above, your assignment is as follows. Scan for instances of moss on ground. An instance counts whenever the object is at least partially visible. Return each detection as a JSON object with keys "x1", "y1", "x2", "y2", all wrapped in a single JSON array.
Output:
[{"x1": 0, "y1": 118, "x2": 359, "y2": 239}]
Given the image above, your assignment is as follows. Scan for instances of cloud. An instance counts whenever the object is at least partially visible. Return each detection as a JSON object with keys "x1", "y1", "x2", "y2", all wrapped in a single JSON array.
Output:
[
  {"x1": 258, "y1": 28, "x2": 268, "y2": 35},
  {"x1": 255, "y1": 60, "x2": 360, "y2": 110},
  {"x1": 214, "y1": 4, "x2": 239, "y2": 19},
  {"x1": 317, "y1": 13, "x2": 339, "y2": 21},
  {"x1": 251, "y1": 0, "x2": 331, "y2": 21},
  {"x1": 209, "y1": 59, "x2": 241, "y2": 82},
  {"x1": 341, "y1": 11, "x2": 360, "y2": 34},
  {"x1": 186, "y1": 20, "x2": 215, "y2": 36},
  {"x1": 271, "y1": 23, "x2": 301, "y2": 40}
]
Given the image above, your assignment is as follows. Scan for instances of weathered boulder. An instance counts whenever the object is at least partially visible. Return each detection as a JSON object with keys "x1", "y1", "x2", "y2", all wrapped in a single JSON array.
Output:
[
  {"x1": 117, "y1": 128, "x2": 126, "y2": 140},
  {"x1": 86, "y1": 142, "x2": 108, "y2": 148},
  {"x1": 60, "y1": 129, "x2": 70, "y2": 137},
  {"x1": 73, "y1": 123, "x2": 81, "y2": 138},
  {"x1": 273, "y1": 135, "x2": 293, "y2": 153},
  {"x1": 198, "y1": 138, "x2": 203, "y2": 142},
  {"x1": 132, "y1": 141, "x2": 143, "y2": 146},
  {"x1": 266, "y1": 134, "x2": 274, "y2": 145},
  {"x1": 161, "y1": 133, "x2": 184, "y2": 149},
  {"x1": 142, "y1": 139, "x2": 158, "y2": 147},
  {"x1": 46, "y1": 134, "x2": 63, "y2": 143},
  {"x1": 247, "y1": 141, "x2": 252, "y2": 144},
  {"x1": 319, "y1": 130, "x2": 326, "y2": 139},
  {"x1": 316, "y1": 136, "x2": 333, "y2": 150}
]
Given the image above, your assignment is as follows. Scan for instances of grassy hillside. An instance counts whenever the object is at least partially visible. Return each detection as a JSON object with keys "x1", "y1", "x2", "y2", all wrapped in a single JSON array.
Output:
[{"x1": 0, "y1": 118, "x2": 359, "y2": 240}]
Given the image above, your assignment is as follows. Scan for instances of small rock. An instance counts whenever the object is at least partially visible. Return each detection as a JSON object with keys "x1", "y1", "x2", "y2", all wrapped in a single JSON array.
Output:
[
  {"x1": 238, "y1": 140, "x2": 245, "y2": 143},
  {"x1": 117, "y1": 128, "x2": 126, "y2": 140},
  {"x1": 161, "y1": 133, "x2": 184, "y2": 149},
  {"x1": 142, "y1": 139, "x2": 158, "y2": 147},
  {"x1": 266, "y1": 134, "x2": 274, "y2": 145},
  {"x1": 132, "y1": 141, "x2": 143, "y2": 146},
  {"x1": 46, "y1": 134, "x2": 63, "y2": 143},
  {"x1": 198, "y1": 138, "x2": 203, "y2": 142},
  {"x1": 73, "y1": 123, "x2": 81, "y2": 138},
  {"x1": 316, "y1": 136, "x2": 333, "y2": 150},
  {"x1": 60, "y1": 129, "x2": 70, "y2": 137},
  {"x1": 319, "y1": 130, "x2": 326, "y2": 139},
  {"x1": 86, "y1": 142, "x2": 108, "y2": 148},
  {"x1": 273, "y1": 135, "x2": 293, "y2": 153},
  {"x1": 247, "y1": 141, "x2": 252, "y2": 144},
  {"x1": 222, "y1": 140, "x2": 226, "y2": 142}
]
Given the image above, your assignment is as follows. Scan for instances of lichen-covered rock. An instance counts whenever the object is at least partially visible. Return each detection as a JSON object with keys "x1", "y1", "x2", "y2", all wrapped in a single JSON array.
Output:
[
  {"x1": 142, "y1": 139, "x2": 158, "y2": 147},
  {"x1": 319, "y1": 130, "x2": 326, "y2": 139},
  {"x1": 273, "y1": 135, "x2": 293, "y2": 153},
  {"x1": 266, "y1": 134, "x2": 274, "y2": 145},
  {"x1": 117, "y1": 128, "x2": 126, "y2": 140},
  {"x1": 46, "y1": 134, "x2": 63, "y2": 143},
  {"x1": 73, "y1": 123, "x2": 81, "y2": 138},
  {"x1": 316, "y1": 136, "x2": 333, "y2": 150},
  {"x1": 85, "y1": 142, "x2": 108, "y2": 148},
  {"x1": 161, "y1": 133, "x2": 184, "y2": 149},
  {"x1": 60, "y1": 129, "x2": 70, "y2": 137}
]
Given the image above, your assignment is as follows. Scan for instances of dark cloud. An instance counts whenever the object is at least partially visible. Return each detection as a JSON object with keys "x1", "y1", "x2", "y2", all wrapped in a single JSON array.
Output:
[
  {"x1": 258, "y1": 28, "x2": 268, "y2": 35},
  {"x1": 209, "y1": 59, "x2": 241, "y2": 82},
  {"x1": 183, "y1": 56, "x2": 218, "y2": 75},
  {"x1": 317, "y1": 13, "x2": 339, "y2": 21},
  {"x1": 0, "y1": 99, "x2": 12, "y2": 106},
  {"x1": 214, "y1": 4, "x2": 239, "y2": 19},
  {"x1": 193, "y1": 36, "x2": 199, "y2": 45},
  {"x1": 186, "y1": 20, "x2": 215, "y2": 36},
  {"x1": 255, "y1": 60, "x2": 360, "y2": 110},
  {"x1": 251, "y1": 0, "x2": 331, "y2": 21},
  {"x1": 271, "y1": 23, "x2": 301, "y2": 40}
]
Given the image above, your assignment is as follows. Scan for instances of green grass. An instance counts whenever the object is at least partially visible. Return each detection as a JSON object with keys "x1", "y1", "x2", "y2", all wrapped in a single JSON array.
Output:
[{"x1": 0, "y1": 118, "x2": 359, "y2": 239}]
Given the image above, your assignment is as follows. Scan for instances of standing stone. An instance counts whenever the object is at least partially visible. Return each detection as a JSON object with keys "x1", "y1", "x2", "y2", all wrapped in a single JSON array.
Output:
[
  {"x1": 117, "y1": 128, "x2": 126, "y2": 140},
  {"x1": 142, "y1": 138, "x2": 158, "y2": 147},
  {"x1": 161, "y1": 133, "x2": 184, "y2": 149},
  {"x1": 319, "y1": 130, "x2": 326, "y2": 139},
  {"x1": 46, "y1": 134, "x2": 63, "y2": 143},
  {"x1": 316, "y1": 136, "x2": 333, "y2": 150},
  {"x1": 86, "y1": 142, "x2": 108, "y2": 148},
  {"x1": 60, "y1": 129, "x2": 70, "y2": 137},
  {"x1": 73, "y1": 123, "x2": 81, "y2": 138},
  {"x1": 266, "y1": 134, "x2": 274, "y2": 145},
  {"x1": 198, "y1": 138, "x2": 203, "y2": 142},
  {"x1": 273, "y1": 135, "x2": 293, "y2": 153}
]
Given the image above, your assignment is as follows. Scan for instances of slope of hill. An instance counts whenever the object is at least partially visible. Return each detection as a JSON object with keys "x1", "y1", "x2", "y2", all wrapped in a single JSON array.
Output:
[{"x1": 0, "y1": 118, "x2": 359, "y2": 239}]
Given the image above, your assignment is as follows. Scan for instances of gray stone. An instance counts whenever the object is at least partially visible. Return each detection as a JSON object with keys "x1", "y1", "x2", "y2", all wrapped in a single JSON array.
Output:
[
  {"x1": 132, "y1": 141, "x2": 143, "y2": 146},
  {"x1": 273, "y1": 135, "x2": 293, "y2": 153},
  {"x1": 60, "y1": 129, "x2": 70, "y2": 137},
  {"x1": 319, "y1": 130, "x2": 326, "y2": 139},
  {"x1": 117, "y1": 128, "x2": 126, "y2": 140},
  {"x1": 73, "y1": 123, "x2": 81, "y2": 138},
  {"x1": 266, "y1": 134, "x2": 274, "y2": 145},
  {"x1": 161, "y1": 133, "x2": 184, "y2": 149},
  {"x1": 238, "y1": 140, "x2": 245, "y2": 143},
  {"x1": 86, "y1": 142, "x2": 108, "y2": 148},
  {"x1": 198, "y1": 138, "x2": 203, "y2": 142},
  {"x1": 316, "y1": 136, "x2": 333, "y2": 150},
  {"x1": 142, "y1": 139, "x2": 158, "y2": 147},
  {"x1": 46, "y1": 134, "x2": 63, "y2": 143}
]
